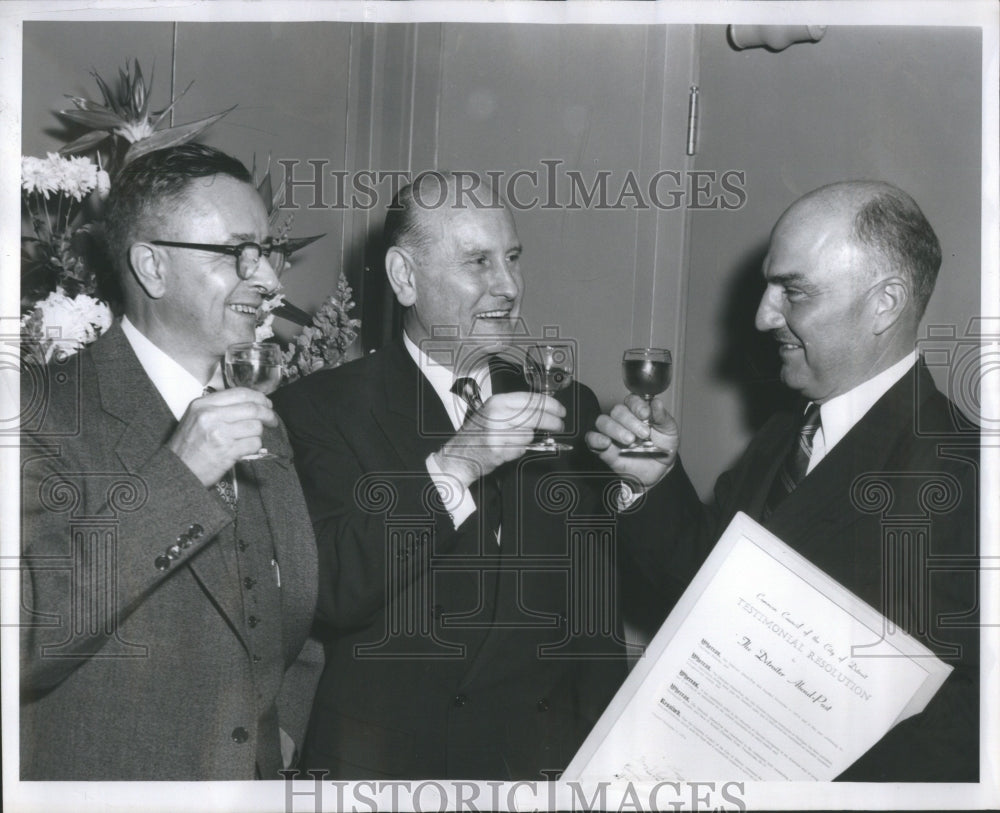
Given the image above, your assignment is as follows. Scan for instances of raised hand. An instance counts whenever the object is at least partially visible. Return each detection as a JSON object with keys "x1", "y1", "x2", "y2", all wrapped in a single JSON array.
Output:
[
  {"x1": 586, "y1": 394, "x2": 679, "y2": 489},
  {"x1": 433, "y1": 391, "x2": 566, "y2": 486},
  {"x1": 167, "y1": 388, "x2": 279, "y2": 486}
]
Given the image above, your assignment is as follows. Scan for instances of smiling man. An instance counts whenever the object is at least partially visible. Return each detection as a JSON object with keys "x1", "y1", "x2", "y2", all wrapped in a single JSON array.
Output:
[
  {"x1": 587, "y1": 181, "x2": 980, "y2": 782},
  {"x1": 20, "y1": 144, "x2": 319, "y2": 780},
  {"x1": 274, "y1": 171, "x2": 628, "y2": 779}
]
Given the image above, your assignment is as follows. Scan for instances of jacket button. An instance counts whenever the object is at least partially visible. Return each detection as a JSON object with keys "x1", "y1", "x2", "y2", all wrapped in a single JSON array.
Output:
[
  {"x1": 453, "y1": 694, "x2": 468, "y2": 708},
  {"x1": 243, "y1": 577, "x2": 256, "y2": 590},
  {"x1": 154, "y1": 555, "x2": 171, "y2": 571},
  {"x1": 231, "y1": 727, "x2": 249, "y2": 743},
  {"x1": 178, "y1": 533, "x2": 194, "y2": 549},
  {"x1": 537, "y1": 697, "x2": 550, "y2": 712},
  {"x1": 166, "y1": 544, "x2": 182, "y2": 559},
  {"x1": 238, "y1": 539, "x2": 248, "y2": 552},
  {"x1": 188, "y1": 524, "x2": 204, "y2": 539},
  {"x1": 248, "y1": 616, "x2": 259, "y2": 628}
]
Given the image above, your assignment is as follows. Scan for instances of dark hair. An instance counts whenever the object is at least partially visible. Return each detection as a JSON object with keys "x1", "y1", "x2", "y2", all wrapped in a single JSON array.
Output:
[
  {"x1": 104, "y1": 143, "x2": 252, "y2": 283},
  {"x1": 383, "y1": 170, "x2": 505, "y2": 257},
  {"x1": 852, "y1": 187, "x2": 942, "y2": 319}
]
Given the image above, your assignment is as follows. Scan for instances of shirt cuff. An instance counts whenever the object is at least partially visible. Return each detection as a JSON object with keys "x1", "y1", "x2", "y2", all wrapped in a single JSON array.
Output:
[
  {"x1": 425, "y1": 453, "x2": 477, "y2": 529},
  {"x1": 615, "y1": 479, "x2": 646, "y2": 512}
]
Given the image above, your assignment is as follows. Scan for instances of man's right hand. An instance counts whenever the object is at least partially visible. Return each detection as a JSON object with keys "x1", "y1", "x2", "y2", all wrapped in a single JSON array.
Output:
[
  {"x1": 586, "y1": 394, "x2": 679, "y2": 490},
  {"x1": 167, "y1": 388, "x2": 279, "y2": 487},
  {"x1": 433, "y1": 391, "x2": 565, "y2": 487}
]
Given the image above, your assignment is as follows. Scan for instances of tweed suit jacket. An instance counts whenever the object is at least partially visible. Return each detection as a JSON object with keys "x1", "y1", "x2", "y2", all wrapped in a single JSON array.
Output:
[
  {"x1": 621, "y1": 359, "x2": 980, "y2": 782},
  {"x1": 273, "y1": 340, "x2": 629, "y2": 780},
  {"x1": 20, "y1": 322, "x2": 320, "y2": 780}
]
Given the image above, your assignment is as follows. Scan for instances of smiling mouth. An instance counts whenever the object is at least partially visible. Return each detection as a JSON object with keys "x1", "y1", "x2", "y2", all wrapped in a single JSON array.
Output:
[
  {"x1": 475, "y1": 310, "x2": 512, "y2": 320},
  {"x1": 228, "y1": 303, "x2": 260, "y2": 318}
]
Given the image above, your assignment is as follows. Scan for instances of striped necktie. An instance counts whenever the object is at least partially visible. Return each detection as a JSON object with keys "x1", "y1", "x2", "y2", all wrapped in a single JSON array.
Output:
[
  {"x1": 204, "y1": 386, "x2": 237, "y2": 512},
  {"x1": 762, "y1": 402, "x2": 821, "y2": 519},
  {"x1": 451, "y1": 376, "x2": 484, "y2": 414},
  {"x1": 450, "y1": 376, "x2": 501, "y2": 544}
]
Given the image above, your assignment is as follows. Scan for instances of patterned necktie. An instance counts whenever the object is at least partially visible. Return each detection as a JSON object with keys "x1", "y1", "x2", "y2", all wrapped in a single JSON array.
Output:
[
  {"x1": 451, "y1": 376, "x2": 484, "y2": 415},
  {"x1": 204, "y1": 386, "x2": 237, "y2": 512},
  {"x1": 450, "y1": 376, "x2": 501, "y2": 544},
  {"x1": 762, "y1": 402, "x2": 821, "y2": 519}
]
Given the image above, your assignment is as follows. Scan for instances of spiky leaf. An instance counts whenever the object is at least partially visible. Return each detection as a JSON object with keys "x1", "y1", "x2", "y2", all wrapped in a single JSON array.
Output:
[
  {"x1": 121, "y1": 106, "x2": 236, "y2": 165},
  {"x1": 273, "y1": 300, "x2": 313, "y2": 327},
  {"x1": 58, "y1": 107, "x2": 129, "y2": 130},
  {"x1": 58, "y1": 129, "x2": 112, "y2": 155}
]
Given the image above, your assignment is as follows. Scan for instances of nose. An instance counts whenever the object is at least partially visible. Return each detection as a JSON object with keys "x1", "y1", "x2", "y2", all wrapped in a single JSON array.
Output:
[
  {"x1": 248, "y1": 254, "x2": 281, "y2": 297},
  {"x1": 754, "y1": 285, "x2": 785, "y2": 332},
  {"x1": 490, "y1": 260, "x2": 521, "y2": 301}
]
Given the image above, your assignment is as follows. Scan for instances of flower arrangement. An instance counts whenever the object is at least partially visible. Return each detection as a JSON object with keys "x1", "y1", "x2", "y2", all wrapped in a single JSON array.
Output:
[
  {"x1": 281, "y1": 275, "x2": 362, "y2": 384},
  {"x1": 21, "y1": 59, "x2": 359, "y2": 377}
]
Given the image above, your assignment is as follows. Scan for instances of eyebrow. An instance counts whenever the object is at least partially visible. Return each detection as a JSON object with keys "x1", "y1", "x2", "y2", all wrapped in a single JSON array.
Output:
[
  {"x1": 229, "y1": 232, "x2": 261, "y2": 243},
  {"x1": 765, "y1": 271, "x2": 809, "y2": 286}
]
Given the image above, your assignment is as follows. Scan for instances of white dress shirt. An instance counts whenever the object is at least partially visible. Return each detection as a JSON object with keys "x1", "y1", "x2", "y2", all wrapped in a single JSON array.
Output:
[
  {"x1": 403, "y1": 332, "x2": 495, "y2": 534},
  {"x1": 807, "y1": 350, "x2": 917, "y2": 473},
  {"x1": 120, "y1": 316, "x2": 231, "y2": 491},
  {"x1": 121, "y1": 316, "x2": 223, "y2": 419}
]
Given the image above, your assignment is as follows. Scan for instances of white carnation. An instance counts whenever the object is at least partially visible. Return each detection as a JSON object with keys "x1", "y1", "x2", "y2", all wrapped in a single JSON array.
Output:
[{"x1": 30, "y1": 288, "x2": 113, "y2": 362}]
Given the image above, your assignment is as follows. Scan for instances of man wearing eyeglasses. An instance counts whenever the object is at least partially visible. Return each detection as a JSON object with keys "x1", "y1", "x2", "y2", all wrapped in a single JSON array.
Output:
[{"x1": 19, "y1": 143, "x2": 320, "y2": 780}]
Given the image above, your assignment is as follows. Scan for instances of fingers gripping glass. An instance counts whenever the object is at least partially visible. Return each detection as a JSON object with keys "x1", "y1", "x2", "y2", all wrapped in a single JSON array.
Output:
[
  {"x1": 224, "y1": 342, "x2": 283, "y2": 461},
  {"x1": 523, "y1": 342, "x2": 575, "y2": 452},
  {"x1": 620, "y1": 347, "x2": 672, "y2": 456},
  {"x1": 151, "y1": 239, "x2": 291, "y2": 278}
]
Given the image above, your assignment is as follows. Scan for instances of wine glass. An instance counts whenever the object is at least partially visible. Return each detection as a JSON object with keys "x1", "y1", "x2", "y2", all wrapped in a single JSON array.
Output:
[
  {"x1": 620, "y1": 347, "x2": 672, "y2": 456},
  {"x1": 224, "y1": 341, "x2": 283, "y2": 460},
  {"x1": 523, "y1": 342, "x2": 575, "y2": 452}
]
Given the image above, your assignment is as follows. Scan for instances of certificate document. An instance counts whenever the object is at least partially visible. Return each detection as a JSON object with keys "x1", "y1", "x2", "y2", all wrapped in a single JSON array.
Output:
[{"x1": 563, "y1": 512, "x2": 952, "y2": 781}]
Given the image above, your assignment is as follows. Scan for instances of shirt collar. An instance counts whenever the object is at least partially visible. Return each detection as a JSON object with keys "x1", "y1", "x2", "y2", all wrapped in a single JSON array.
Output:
[
  {"x1": 402, "y1": 331, "x2": 492, "y2": 429},
  {"x1": 816, "y1": 350, "x2": 918, "y2": 454},
  {"x1": 120, "y1": 315, "x2": 222, "y2": 421}
]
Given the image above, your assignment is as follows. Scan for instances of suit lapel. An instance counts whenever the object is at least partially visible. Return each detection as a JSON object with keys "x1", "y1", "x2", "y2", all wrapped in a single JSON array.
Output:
[
  {"x1": 376, "y1": 341, "x2": 454, "y2": 468},
  {"x1": 764, "y1": 363, "x2": 923, "y2": 553},
  {"x1": 90, "y1": 323, "x2": 246, "y2": 641}
]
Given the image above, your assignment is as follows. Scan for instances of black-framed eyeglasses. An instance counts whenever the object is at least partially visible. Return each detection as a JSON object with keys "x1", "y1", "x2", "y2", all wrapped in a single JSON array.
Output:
[{"x1": 151, "y1": 239, "x2": 292, "y2": 279}]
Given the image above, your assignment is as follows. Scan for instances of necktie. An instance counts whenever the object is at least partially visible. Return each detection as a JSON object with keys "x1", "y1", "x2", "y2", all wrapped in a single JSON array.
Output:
[
  {"x1": 450, "y1": 376, "x2": 501, "y2": 544},
  {"x1": 762, "y1": 402, "x2": 821, "y2": 519},
  {"x1": 204, "y1": 386, "x2": 238, "y2": 512},
  {"x1": 451, "y1": 376, "x2": 484, "y2": 415}
]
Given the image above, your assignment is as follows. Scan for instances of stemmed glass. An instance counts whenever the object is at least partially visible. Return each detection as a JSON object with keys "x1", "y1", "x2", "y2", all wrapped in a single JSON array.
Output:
[
  {"x1": 224, "y1": 341, "x2": 283, "y2": 460},
  {"x1": 619, "y1": 347, "x2": 672, "y2": 456},
  {"x1": 523, "y1": 342, "x2": 575, "y2": 452}
]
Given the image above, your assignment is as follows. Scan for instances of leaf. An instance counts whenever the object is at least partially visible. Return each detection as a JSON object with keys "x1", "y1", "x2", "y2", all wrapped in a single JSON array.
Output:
[
  {"x1": 58, "y1": 107, "x2": 128, "y2": 130},
  {"x1": 139, "y1": 62, "x2": 153, "y2": 118},
  {"x1": 281, "y1": 234, "x2": 326, "y2": 256},
  {"x1": 90, "y1": 69, "x2": 121, "y2": 115},
  {"x1": 148, "y1": 80, "x2": 194, "y2": 127},
  {"x1": 63, "y1": 95, "x2": 109, "y2": 112},
  {"x1": 59, "y1": 129, "x2": 112, "y2": 155},
  {"x1": 273, "y1": 301, "x2": 313, "y2": 327},
  {"x1": 258, "y1": 172, "x2": 274, "y2": 213},
  {"x1": 121, "y1": 106, "x2": 236, "y2": 165}
]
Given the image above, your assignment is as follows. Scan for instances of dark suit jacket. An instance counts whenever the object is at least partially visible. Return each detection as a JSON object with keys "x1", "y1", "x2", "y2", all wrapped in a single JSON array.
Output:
[
  {"x1": 622, "y1": 359, "x2": 979, "y2": 782},
  {"x1": 273, "y1": 340, "x2": 628, "y2": 779},
  {"x1": 20, "y1": 322, "x2": 320, "y2": 780}
]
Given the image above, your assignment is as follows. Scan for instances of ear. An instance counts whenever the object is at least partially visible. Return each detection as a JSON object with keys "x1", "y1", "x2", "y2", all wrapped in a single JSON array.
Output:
[
  {"x1": 871, "y1": 276, "x2": 909, "y2": 335},
  {"x1": 385, "y1": 246, "x2": 417, "y2": 308},
  {"x1": 128, "y1": 243, "x2": 167, "y2": 299}
]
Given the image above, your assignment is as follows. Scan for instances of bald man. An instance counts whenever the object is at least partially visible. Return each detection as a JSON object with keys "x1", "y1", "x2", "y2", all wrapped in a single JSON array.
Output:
[{"x1": 588, "y1": 181, "x2": 980, "y2": 781}]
